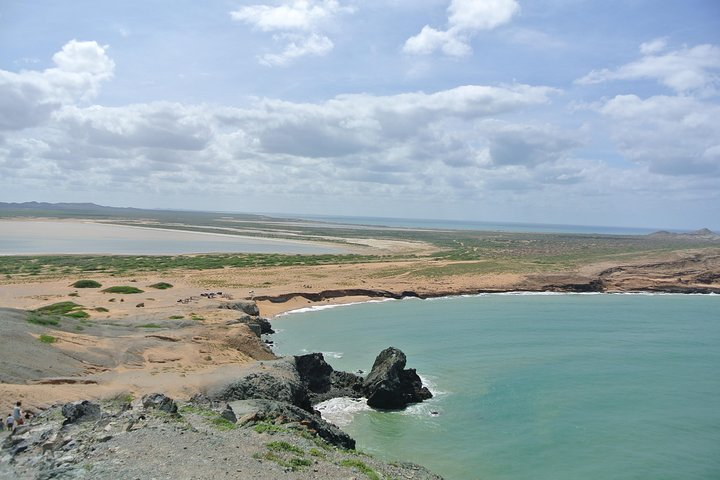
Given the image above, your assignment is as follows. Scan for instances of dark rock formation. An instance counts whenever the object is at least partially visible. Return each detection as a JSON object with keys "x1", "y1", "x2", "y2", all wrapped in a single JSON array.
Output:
[
  {"x1": 230, "y1": 398, "x2": 355, "y2": 449},
  {"x1": 363, "y1": 347, "x2": 432, "y2": 410},
  {"x1": 209, "y1": 358, "x2": 311, "y2": 411},
  {"x1": 219, "y1": 301, "x2": 260, "y2": 316},
  {"x1": 61, "y1": 400, "x2": 101, "y2": 425},
  {"x1": 220, "y1": 404, "x2": 237, "y2": 423},
  {"x1": 294, "y1": 353, "x2": 364, "y2": 404},
  {"x1": 141, "y1": 393, "x2": 178, "y2": 414}
]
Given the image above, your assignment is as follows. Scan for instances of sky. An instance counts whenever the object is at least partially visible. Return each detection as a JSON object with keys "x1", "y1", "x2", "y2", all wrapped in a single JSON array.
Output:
[{"x1": 1, "y1": 0, "x2": 719, "y2": 229}]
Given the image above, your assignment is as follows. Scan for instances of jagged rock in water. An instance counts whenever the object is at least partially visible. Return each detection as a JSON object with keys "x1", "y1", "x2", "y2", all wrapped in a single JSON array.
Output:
[
  {"x1": 294, "y1": 353, "x2": 364, "y2": 404},
  {"x1": 363, "y1": 347, "x2": 432, "y2": 409},
  {"x1": 61, "y1": 400, "x2": 101, "y2": 425},
  {"x1": 141, "y1": 393, "x2": 178, "y2": 414},
  {"x1": 219, "y1": 301, "x2": 260, "y2": 316}
]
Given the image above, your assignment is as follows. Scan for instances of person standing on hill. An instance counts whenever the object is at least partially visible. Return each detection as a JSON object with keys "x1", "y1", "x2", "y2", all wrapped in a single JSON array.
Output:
[{"x1": 12, "y1": 401, "x2": 23, "y2": 426}]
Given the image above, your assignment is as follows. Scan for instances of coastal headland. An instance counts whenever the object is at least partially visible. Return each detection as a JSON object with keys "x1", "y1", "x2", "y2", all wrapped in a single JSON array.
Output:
[{"x1": 1, "y1": 205, "x2": 719, "y2": 477}]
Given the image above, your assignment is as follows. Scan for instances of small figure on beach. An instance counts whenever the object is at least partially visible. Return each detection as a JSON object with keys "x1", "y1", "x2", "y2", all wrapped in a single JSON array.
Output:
[{"x1": 13, "y1": 401, "x2": 24, "y2": 426}]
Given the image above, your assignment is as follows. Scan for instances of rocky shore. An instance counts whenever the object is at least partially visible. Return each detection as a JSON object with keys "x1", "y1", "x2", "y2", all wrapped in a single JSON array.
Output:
[{"x1": 1, "y1": 337, "x2": 440, "y2": 479}]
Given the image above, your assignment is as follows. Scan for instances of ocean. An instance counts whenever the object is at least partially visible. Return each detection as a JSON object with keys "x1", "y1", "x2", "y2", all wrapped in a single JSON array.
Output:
[
  {"x1": 271, "y1": 294, "x2": 720, "y2": 480},
  {"x1": 293, "y1": 214, "x2": 691, "y2": 235}
]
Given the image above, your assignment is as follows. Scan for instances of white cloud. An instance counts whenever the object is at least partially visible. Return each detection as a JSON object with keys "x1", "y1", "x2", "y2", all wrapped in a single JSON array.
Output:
[
  {"x1": 403, "y1": 0, "x2": 520, "y2": 57},
  {"x1": 259, "y1": 33, "x2": 334, "y2": 66},
  {"x1": 0, "y1": 40, "x2": 114, "y2": 130},
  {"x1": 230, "y1": 0, "x2": 354, "y2": 65},
  {"x1": 577, "y1": 41, "x2": 720, "y2": 95},
  {"x1": 598, "y1": 94, "x2": 720, "y2": 175}
]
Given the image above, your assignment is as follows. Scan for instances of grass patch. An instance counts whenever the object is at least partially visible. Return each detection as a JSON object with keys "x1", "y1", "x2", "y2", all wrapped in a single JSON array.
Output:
[
  {"x1": 72, "y1": 279, "x2": 102, "y2": 288},
  {"x1": 94, "y1": 307, "x2": 109, "y2": 312},
  {"x1": 308, "y1": 448, "x2": 326, "y2": 458},
  {"x1": 266, "y1": 441, "x2": 304, "y2": 455},
  {"x1": 27, "y1": 313, "x2": 60, "y2": 326},
  {"x1": 35, "y1": 301, "x2": 83, "y2": 315},
  {"x1": 30, "y1": 301, "x2": 90, "y2": 324},
  {"x1": 68, "y1": 292, "x2": 79, "y2": 297},
  {"x1": 210, "y1": 416, "x2": 237, "y2": 431},
  {"x1": 137, "y1": 323, "x2": 163, "y2": 329},
  {"x1": 190, "y1": 313, "x2": 205, "y2": 321},
  {"x1": 102, "y1": 286, "x2": 144, "y2": 294},
  {"x1": 256, "y1": 452, "x2": 312, "y2": 471},
  {"x1": 340, "y1": 459, "x2": 380, "y2": 480},
  {"x1": 39, "y1": 334, "x2": 57, "y2": 344},
  {"x1": 148, "y1": 282, "x2": 173, "y2": 289},
  {"x1": 254, "y1": 422, "x2": 287, "y2": 434},
  {"x1": 168, "y1": 315, "x2": 184, "y2": 319}
]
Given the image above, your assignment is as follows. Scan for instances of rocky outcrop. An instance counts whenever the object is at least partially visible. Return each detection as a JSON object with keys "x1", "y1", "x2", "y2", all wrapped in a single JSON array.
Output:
[
  {"x1": 227, "y1": 315, "x2": 275, "y2": 335},
  {"x1": 362, "y1": 347, "x2": 432, "y2": 410},
  {"x1": 229, "y1": 398, "x2": 355, "y2": 449},
  {"x1": 209, "y1": 358, "x2": 312, "y2": 411},
  {"x1": 141, "y1": 393, "x2": 178, "y2": 414},
  {"x1": 219, "y1": 300, "x2": 260, "y2": 316},
  {"x1": 61, "y1": 400, "x2": 101, "y2": 425},
  {"x1": 294, "y1": 353, "x2": 364, "y2": 404}
]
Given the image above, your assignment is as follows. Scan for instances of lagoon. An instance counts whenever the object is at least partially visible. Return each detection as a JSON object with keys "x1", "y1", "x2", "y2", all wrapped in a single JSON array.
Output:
[{"x1": 0, "y1": 220, "x2": 345, "y2": 255}]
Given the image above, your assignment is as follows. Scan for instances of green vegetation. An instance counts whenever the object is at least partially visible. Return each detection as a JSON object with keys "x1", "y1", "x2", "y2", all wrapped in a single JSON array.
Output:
[
  {"x1": 168, "y1": 315, "x2": 184, "y2": 319},
  {"x1": 189, "y1": 313, "x2": 204, "y2": 321},
  {"x1": 35, "y1": 301, "x2": 83, "y2": 315},
  {"x1": 308, "y1": 447, "x2": 326, "y2": 458},
  {"x1": 27, "y1": 313, "x2": 60, "y2": 326},
  {"x1": 340, "y1": 459, "x2": 381, "y2": 480},
  {"x1": 266, "y1": 441, "x2": 304, "y2": 455},
  {"x1": 68, "y1": 292, "x2": 79, "y2": 297},
  {"x1": 255, "y1": 442, "x2": 312, "y2": 471},
  {"x1": 102, "y1": 286, "x2": 144, "y2": 294},
  {"x1": 254, "y1": 422, "x2": 287, "y2": 434},
  {"x1": 38, "y1": 334, "x2": 57, "y2": 344},
  {"x1": 29, "y1": 301, "x2": 90, "y2": 324},
  {"x1": 94, "y1": 307, "x2": 109, "y2": 312},
  {"x1": 137, "y1": 323, "x2": 163, "y2": 329},
  {"x1": 72, "y1": 279, "x2": 102, "y2": 288},
  {"x1": 148, "y1": 282, "x2": 173, "y2": 289},
  {"x1": 210, "y1": 416, "x2": 237, "y2": 431}
]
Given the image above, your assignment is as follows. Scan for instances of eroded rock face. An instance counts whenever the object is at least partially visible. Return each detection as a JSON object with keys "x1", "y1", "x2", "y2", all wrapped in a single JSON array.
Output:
[
  {"x1": 362, "y1": 347, "x2": 432, "y2": 410},
  {"x1": 219, "y1": 301, "x2": 260, "y2": 316}
]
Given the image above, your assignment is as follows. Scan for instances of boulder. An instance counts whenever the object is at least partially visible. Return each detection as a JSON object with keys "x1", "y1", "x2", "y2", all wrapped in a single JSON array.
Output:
[
  {"x1": 362, "y1": 347, "x2": 432, "y2": 409},
  {"x1": 220, "y1": 404, "x2": 237, "y2": 423},
  {"x1": 61, "y1": 400, "x2": 101, "y2": 425},
  {"x1": 141, "y1": 393, "x2": 178, "y2": 414},
  {"x1": 226, "y1": 315, "x2": 275, "y2": 334},
  {"x1": 219, "y1": 301, "x2": 260, "y2": 316}
]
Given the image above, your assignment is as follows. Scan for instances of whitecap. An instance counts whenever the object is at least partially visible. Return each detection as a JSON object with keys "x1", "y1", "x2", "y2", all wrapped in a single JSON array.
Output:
[{"x1": 315, "y1": 397, "x2": 370, "y2": 427}]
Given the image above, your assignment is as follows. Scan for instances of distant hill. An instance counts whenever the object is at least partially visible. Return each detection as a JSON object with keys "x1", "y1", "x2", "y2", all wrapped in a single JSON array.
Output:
[
  {"x1": 648, "y1": 228, "x2": 719, "y2": 240},
  {"x1": 0, "y1": 202, "x2": 278, "y2": 222}
]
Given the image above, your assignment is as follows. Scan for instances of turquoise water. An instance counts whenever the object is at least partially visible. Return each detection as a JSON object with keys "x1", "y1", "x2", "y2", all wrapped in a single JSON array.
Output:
[{"x1": 271, "y1": 294, "x2": 720, "y2": 480}]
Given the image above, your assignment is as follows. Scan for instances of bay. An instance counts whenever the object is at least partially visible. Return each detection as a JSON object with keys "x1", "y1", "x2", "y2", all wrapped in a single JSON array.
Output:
[{"x1": 272, "y1": 294, "x2": 720, "y2": 480}]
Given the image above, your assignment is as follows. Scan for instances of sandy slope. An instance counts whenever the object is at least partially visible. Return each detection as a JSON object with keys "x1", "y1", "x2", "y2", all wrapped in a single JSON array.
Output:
[{"x1": 1, "y1": 249, "x2": 719, "y2": 415}]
